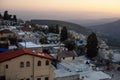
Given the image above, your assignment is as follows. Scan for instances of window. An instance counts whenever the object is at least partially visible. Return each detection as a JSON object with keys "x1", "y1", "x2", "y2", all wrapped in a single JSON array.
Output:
[
  {"x1": 119, "y1": 62, "x2": 120, "y2": 65},
  {"x1": 46, "y1": 60, "x2": 49, "y2": 66},
  {"x1": 26, "y1": 61, "x2": 30, "y2": 67},
  {"x1": 37, "y1": 78, "x2": 41, "y2": 80},
  {"x1": 37, "y1": 61, "x2": 41, "y2": 66},
  {"x1": 26, "y1": 78, "x2": 30, "y2": 80},
  {"x1": 56, "y1": 56, "x2": 58, "y2": 60},
  {"x1": 20, "y1": 62, "x2": 24, "y2": 68},
  {"x1": 73, "y1": 56, "x2": 75, "y2": 60},
  {"x1": 45, "y1": 77, "x2": 49, "y2": 80},
  {"x1": 6, "y1": 64, "x2": 8, "y2": 69}
]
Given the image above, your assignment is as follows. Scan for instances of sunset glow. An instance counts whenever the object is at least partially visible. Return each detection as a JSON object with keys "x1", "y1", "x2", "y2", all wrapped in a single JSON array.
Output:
[{"x1": 0, "y1": 0, "x2": 120, "y2": 19}]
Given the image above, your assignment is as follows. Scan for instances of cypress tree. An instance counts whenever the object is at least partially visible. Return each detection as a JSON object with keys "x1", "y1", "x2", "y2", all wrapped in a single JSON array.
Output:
[
  {"x1": 86, "y1": 32, "x2": 98, "y2": 58},
  {"x1": 60, "y1": 26, "x2": 68, "y2": 42},
  {"x1": 3, "y1": 11, "x2": 9, "y2": 20},
  {"x1": 55, "y1": 24, "x2": 59, "y2": 34},
  {"x1": 13, "y1": 15, "x2": 17, "y2": 22}
]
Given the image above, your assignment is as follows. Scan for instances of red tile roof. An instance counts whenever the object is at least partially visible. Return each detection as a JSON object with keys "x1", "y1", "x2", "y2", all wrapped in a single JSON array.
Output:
[{"x1": 0, "y1": 48, "x2": 53, "y2": 63}]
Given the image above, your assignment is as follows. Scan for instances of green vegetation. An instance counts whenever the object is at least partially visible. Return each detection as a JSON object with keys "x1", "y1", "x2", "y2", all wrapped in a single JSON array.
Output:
[
  {"x1": 76, "y1": 45, "x2": 86, "y2": 56},
  {"x1": 60, "y1": 26, "x2": 68, "y2": 42},
  {"x1": 86, "y1": 32, "x2": 98, "y2": 58},
  {"x1": 3, "y1": 10, "x2": 17, "y2": 22},
  {"x1": 63, "y1": 40, "x2": 75, "y2": 51},
  {"x1": 48, "y1": 24, "x2": 59, "y2": 34},
  {"x1": 31, "y1": 20, "x2": 91, "y2": 35}
]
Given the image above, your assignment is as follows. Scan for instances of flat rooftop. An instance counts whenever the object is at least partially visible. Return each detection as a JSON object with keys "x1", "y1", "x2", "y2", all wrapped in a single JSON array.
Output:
[
  {"x1": 79, "y1": 71, "x2": 111, "y2": 80},
  {"x1": 57, "y1": 56, "x2": 92, "y2": 72},
  {"x1": 56, "y1": 56, "x2": 111, "y2": 80},
  {"x1": 18, "y1": 42, "x2": 59, "y2": 48},
  {"x1": 54, "y1": 69, "x2": 79, "y2": 78}
]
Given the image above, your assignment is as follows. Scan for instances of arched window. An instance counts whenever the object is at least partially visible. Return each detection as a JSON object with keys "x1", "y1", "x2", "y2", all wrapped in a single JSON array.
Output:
[
  {"x1": 37, "y1": 78, "x2": 41, "y2": 80},
  {"x1": 45, "y1": 77, "x2": 49, "y2": 80},
  {"x1": 6, "y1": 64, "x2": 8, "y2": 69},
  {"x1": 46, "y1": 60, "x2": 49, "y2": 66},
  {"x1": 20, "y1": 62, "x2": 24, "y2": 68},
  {"x1": 37, "y1": 61, "x2": 41, "y2": 66},
  {"x1": 72, "y1": 56, "x2": 75, "y2": 60},
  {"x1": 26, "y1": 61, "x2": 30, "y2": 67},
  {"x1": 26, "y1": 78, "x2": 30, "y2": 80}
]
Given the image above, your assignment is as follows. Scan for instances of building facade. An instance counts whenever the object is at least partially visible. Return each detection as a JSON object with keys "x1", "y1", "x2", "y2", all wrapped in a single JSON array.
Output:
[
  {"x1": 0, "y1": 29, "x2": 15, "y2": 38},
  {"x1": 0, "y1": 48, "x2": 54, "y2": 80}
]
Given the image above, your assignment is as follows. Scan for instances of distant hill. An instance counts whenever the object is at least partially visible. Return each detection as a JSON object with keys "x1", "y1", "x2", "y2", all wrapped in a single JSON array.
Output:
[
  {"x1": 68, "y1": 18, "x2": 119, "y2": 26},
  {"x1": 31, "y1": 20, "x2": 91, "y2": 35},
  {"x1": 90, "y1": 19, "x2": 120, "y2": 47}
]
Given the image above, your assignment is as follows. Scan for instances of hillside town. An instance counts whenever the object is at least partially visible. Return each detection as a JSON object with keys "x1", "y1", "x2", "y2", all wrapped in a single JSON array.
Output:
[{"x1": 0, "y1": 11, "x2": 120, "y2": 80}]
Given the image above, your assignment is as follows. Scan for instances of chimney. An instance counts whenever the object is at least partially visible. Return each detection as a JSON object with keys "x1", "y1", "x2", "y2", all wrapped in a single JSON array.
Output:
[{"x1": 32, "y1": 50, "x2": 36, "y2": 54}]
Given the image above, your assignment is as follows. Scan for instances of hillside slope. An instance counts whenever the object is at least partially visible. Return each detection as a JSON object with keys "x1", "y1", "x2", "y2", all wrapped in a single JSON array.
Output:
[
  {"x1": 90, "y1": 19, "x2": 120, "y2": 47},
  {"x1": 69, "y1": 18, "x2": 118, "y2": 26},
  {"x1": 31, "y1": 20, "x2": 91, "y2": 35}
]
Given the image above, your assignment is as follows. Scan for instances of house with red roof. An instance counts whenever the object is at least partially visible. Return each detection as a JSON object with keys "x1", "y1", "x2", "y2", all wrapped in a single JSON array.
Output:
[{"x1": 0, "y1": 48, "x2": 54, "y2": 80}]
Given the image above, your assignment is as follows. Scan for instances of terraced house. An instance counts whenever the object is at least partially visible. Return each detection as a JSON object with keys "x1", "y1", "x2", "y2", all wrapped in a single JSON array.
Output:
[{"x1": 0, "y1": 48, "x2": 54, "y2": 80}]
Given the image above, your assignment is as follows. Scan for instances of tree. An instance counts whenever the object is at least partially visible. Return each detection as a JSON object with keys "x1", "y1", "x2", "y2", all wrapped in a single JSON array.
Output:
[
  {"x1": 39, "y1": 37, "x2": 47, "y2": 44},
  {"x1": 64, "y1": 40, "x2": 75, "y2": 51},
  {"x1": 0, "y1": 13, "x2": 2, "y2": 19},
  {"x1": 3, "y1": 11, "x2": 17, "y2": 21},
  {"x1": 48, "y1": 26, "x2": 54, "y2": 33},
  {"x1": 55, "y1": 24, "x2": 59, "y2": 34},
  {"x1": 76, "y1": 45, "x2": 86, "y2": 56},
  {"x1": 8, "y1": 35, "x2": 17, "y2": 45},
  {"x1": 12, "y1": 15, "x2": 17, "y2": 22},
  {"x1": 86, "y1": 32, "x2": 98, "y2": 58},
  {"x1": 3, "y1": 11, "x2": 9, "y2": 20},
  {"x1": 8, "y1": 15, "x2": 12, "y2": 20},
  {"x1": 60, "y1": 26, "x2": 68, "y2": 42},
  {"x1": 48, "y1": 25, "x2": 59, "y2": 34},
  {"x1": 42, "y1": 48, "x2": 50, "y2": 54}
]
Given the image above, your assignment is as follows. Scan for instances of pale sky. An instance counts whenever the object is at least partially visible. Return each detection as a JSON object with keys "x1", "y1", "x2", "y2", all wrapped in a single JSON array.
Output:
[{"x1": 0, "y1": 0, "x2": 120, "y2": 20}]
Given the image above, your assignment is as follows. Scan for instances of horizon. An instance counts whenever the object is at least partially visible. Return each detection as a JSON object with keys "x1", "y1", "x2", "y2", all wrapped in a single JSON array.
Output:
[{"x1": 0, "y1": 0, "x2": 120, "y2": 20}]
